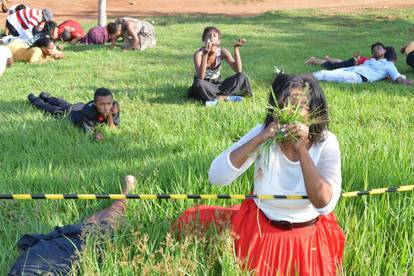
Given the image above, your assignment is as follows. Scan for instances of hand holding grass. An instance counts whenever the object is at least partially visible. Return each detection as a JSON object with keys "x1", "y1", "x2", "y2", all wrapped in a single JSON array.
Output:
[
  {"x1": 203, "y1": 39, "x2": 214, "y2": 54},
  {"x1": 259, "y1": 121, "x2": 280, "y2": 142},
  {"x1": 283, "y1": 123, "x2": 310, "y2": 151}
]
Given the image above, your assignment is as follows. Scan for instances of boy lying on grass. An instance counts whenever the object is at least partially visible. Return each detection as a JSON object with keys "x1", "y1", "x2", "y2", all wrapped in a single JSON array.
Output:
[
  {"x1": 8, "y1": 175, "x2": 136, "y2": 276},
  {"x1": 27, "y1": 88, "x2": 120, "y2": 141}
]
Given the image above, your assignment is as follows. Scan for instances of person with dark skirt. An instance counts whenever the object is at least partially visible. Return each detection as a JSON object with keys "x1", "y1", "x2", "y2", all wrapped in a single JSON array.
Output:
[
  {"x1": 187, "y1": 26, "x2": 253, "y2": 106},
  {"x1": 27, "y1": 88, "x2": 120, "y2": 142},
  {"x1": 401, "y1": 41, "x2": 414, "y2": 70},
  {"x1": 8, "y1": 175, "x2": 136, "y2": 276},
  {"x1": 176, "y1": 73, "x2": 345, "y2": 275}
]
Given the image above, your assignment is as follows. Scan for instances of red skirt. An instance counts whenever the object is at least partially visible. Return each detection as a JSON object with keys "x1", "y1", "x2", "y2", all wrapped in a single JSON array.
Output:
[{"x1": 175, "y1": 199, "x2": 345, "y2": 276}]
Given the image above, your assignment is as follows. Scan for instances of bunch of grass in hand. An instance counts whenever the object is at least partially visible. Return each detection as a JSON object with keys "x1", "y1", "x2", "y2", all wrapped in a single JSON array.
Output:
[{"x1": 259, "y1": 89, "x2": 324, "y2": 168}]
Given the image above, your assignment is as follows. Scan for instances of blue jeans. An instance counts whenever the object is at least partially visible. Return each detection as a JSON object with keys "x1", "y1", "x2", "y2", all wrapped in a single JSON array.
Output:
[{"x1": 313, "y1": 69, "x2": 364, "y2": 84}]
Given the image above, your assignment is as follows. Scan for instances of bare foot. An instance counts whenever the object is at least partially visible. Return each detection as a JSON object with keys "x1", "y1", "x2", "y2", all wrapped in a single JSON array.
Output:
[
  {"x1": 122, "y1": 175, "x2": 137, "y2": 194},
  {"x1": 217, "y1": 95, "x2": 228, "y2": 101}
]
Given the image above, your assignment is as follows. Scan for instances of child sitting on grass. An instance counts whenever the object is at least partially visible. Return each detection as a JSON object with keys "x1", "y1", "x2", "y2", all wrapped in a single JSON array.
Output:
[
  {"x1": 27, "y1": 87, "x2": 120, "y2": 141},
  {"x1": 187, "y1": 26, "x2": 253, "y2": 106}
]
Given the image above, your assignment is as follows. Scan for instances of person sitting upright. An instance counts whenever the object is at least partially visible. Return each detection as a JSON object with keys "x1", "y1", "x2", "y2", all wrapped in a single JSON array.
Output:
[
  {"x1": 107, "y1": 17, "x2": 156, "y2": 51},
  {"x1": 311, "y1": 42, "x2": 413, "y2": 85},
  {"x1": 187, "y1": 26, "x2": 253, "y2": 106},
  {"x1": 27, "y1": 88, "x2": 120, "y2": 142}
]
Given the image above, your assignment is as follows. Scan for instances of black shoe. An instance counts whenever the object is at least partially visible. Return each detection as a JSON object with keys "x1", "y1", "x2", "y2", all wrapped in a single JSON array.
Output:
[
  {"x1": 28, "y1": 93, "x2": 37, "y2": 103},
  {"x1": 39, "y1": 92, "x2": 50, "y2": 100}
]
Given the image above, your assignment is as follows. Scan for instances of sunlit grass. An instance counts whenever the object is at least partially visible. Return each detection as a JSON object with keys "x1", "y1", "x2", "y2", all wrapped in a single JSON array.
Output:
[{"x1": 0, "y1": 8, "x2": 414, "y2": 275}]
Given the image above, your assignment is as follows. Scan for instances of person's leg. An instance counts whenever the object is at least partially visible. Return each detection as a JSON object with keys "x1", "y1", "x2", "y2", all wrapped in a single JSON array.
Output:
[
  {"x1": 28, "y1": 93, "x2": 69, "y2": 116},
  {"x1": 5, "y1": 20, "x2": 19, "y2": 37},
  {"x1": 219, "y1": 73, "x2": 253, "y2": 97},
  {"x1": 187, "y1": 77, "x2": 222, "y2": 101},
  {"x1": 324, "y1": 55, "x2": 343, "y2": 63},
  {"x1": 84, "y1": 175, "x2": 137, "y2": 230},
  {"x1": 40, "y1": 93, "x2": 72, "y2": 109},
  {"x1": 305, "y1": 57, "x2": 327, "y2": 65},
  {"x1": 322, "y1": 58, "x2": 356, "y2": 70},
  {"x1": 313, "y1": 69, "x2": 363, "y2": 84}
]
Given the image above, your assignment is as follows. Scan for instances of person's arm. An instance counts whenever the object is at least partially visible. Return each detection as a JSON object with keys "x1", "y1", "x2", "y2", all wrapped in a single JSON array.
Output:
[
  {"x1": 109, "y1": 35, "x2": 118, "y2": 50},
  {"x1": 29, "y1": 48, "x2": 48, "y2": 64},
  {"x1": 386, "y1": 64, "x2": 413, "y2": 85},
  {"x1": 229, "y1": 122, "x2": 278, "y2": 168},
  {"x1": 209, "y1": 124, "x2": 274, "y2": 185},
  {"x1": 285, "y1": 124, "x2": 335, "y2": 209},
  {"x1": 70, "y1": 35, "x2": 82, "y2": 44},
  {"x1": 125, "y1": 21, "x2": 140, "y2": 50},
  {"x1": 194, "y1": 40, "x2": 213, "y2": 80},
  {"x1": 395, "y1": 76, "x2": 414, "y2": 85},
  {"x1": 223, "y1": 38, "x2": 246, "y2": 73},
  {"x1": 51, "y1": 49, "x2": 64, "y2": 59},
  {"x1": 106, "y1": 102, "x2": 119, "y2": 129}
]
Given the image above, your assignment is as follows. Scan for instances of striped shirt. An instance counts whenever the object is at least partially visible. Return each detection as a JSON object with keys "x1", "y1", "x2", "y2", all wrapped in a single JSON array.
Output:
[{"x1": 9, "y1": 8, "x2": 43, "y2": 31}]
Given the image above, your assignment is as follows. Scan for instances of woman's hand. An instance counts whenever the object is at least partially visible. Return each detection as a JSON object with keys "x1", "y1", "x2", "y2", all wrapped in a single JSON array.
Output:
[
  {"x1": 284, "y1": 123, "x2": 310, "y2": 151},
  {"x1": 259, "y1": 121, "x2": 280, "y2": 142},
  {"x1": 234, "y1": 38, "x2": 247, "y2": 48},
  {"x1": 204, "y1": 39, "x2": 214, "y2": 54}
]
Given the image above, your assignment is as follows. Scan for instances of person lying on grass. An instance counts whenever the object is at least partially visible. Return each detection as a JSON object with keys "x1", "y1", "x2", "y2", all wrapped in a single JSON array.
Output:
[
  {"x1": 57, "y1": 19, "x2": 85, "y2": 44},
  {"x1": 176, "y1": 73, "x2": 344, "y2": 275},
  {"x1": 5, "y1": 6, "x2": 53, "y2": 40},
  {"x1": 6, "y1": 37, "x2": 64, "y2": 64},
  {"x1": 401, "y1": 41, "x2": 414, "y2": 70},
  {"x1": 187, "y1": 26, "x2": 253, "y2": 106},
  {"x1": 78, "y1": 23, "x2": 114, "y2": 45},
  {"x1": 308, "y1": 44, "x2": 413, "y2": 85},
  {"x1": 107, "y1": 17, "x2": 156, "y2": 51},
  {"x1": 27, "y1": 88, "x2": 120, "y2": 142},
  {"x1": 8, "y1": 175, "x2": 137, "y2": 276},
  {"x1": 304, "y1": 42, "x2": 388, "y2": 70}
]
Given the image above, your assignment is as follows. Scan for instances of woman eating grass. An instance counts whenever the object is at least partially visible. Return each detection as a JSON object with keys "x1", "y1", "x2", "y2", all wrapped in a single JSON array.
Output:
[{"x1": 176, "y1": 73, "x2": 344, "y2": 275}]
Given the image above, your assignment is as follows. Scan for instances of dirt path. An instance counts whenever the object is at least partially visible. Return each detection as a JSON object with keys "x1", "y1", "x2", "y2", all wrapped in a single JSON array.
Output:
[{"x1": 1, "y1": 0, "x2": 414, "y2": 23}]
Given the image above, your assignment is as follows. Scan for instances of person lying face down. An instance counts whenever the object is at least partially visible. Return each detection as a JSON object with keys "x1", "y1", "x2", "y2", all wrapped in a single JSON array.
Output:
[
  {"x1": 5, "y1": 7, "x2": 53, "y2": 40},
  {"x1": 6, "y1": 37, "x2": 64, "y2": 64},
  {"x1": 58, "y1": 20, "x2": 85, "y2": 44},
  {"x1": 27, "y1": 88, "x2": 120, "y2": 142},
  {"x1": 107, "y1": 17, "x2": 156, "y2": 51}
]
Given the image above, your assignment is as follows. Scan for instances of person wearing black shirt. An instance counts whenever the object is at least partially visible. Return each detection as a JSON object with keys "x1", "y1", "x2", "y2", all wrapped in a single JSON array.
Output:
[{"x1": 27, "y1": 87, "x2": 120, "y2": 141}]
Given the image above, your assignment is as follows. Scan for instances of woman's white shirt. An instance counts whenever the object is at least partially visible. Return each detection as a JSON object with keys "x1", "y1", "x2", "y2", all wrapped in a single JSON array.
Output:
[{"x1": 208, "y1": 124, "x2": 342, "y2": 223}]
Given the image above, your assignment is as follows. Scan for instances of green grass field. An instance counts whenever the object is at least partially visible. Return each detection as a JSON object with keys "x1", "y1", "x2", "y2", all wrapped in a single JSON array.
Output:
[{"x1": 1, "y1": 7, "x2": 414, "y2": 275}]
